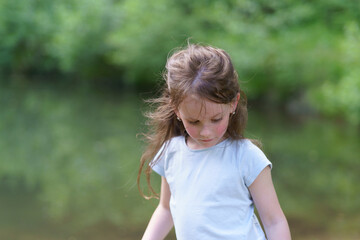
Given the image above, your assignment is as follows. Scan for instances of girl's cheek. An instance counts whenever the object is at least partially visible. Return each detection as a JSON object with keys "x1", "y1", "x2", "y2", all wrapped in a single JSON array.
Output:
[
  {"x1": 185, "y1": 125, "x2": 197, "y2": 137},
  {"x1": 217, "y1": 120, "x2": 229, "y2": 135}
]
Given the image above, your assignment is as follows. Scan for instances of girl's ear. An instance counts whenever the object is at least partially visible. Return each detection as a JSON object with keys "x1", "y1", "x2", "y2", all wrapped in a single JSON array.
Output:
[
  {"x1": 232, "y1": 93, "x2": 240, "y2": 112},
  {"x1": 174, "y1": 109, "x2": 180, "y2": 119}
]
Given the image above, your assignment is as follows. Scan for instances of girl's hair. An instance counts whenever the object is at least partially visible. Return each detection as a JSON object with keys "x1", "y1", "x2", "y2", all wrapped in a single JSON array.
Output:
[{"x1": 138, "y1": 43, "x2": 248, "y2": 199}]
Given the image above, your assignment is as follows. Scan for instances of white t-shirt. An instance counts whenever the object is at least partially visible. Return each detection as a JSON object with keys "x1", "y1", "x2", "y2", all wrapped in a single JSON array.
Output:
[{"x1": 152, "y1": 136, "x2": 272, "y2": 240}]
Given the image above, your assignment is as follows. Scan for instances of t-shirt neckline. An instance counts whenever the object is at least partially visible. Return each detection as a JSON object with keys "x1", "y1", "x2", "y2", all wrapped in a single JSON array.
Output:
[{"x1": 182, "y1": 136, "x2": 229, "y2": 152}]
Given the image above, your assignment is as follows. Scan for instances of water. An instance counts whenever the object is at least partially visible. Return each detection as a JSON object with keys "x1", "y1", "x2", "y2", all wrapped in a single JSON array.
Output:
[{"x1": 0, "y1": 83, "x2": 359, "y2": 239}]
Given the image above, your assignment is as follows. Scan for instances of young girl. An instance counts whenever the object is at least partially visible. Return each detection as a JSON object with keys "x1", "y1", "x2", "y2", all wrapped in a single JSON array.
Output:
[{"x1": 138, "y1": 44, "x2": 291, "y2": 240}]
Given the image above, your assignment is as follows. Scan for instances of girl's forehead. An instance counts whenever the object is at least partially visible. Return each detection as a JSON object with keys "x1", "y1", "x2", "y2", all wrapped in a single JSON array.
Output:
[{"x1": 179, "y1": 95, "x2": 228, "y2": 116}]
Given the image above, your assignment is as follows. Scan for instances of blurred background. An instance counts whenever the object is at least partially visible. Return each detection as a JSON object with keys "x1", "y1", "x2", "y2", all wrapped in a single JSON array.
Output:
[{"x1": 0, "y1": 0, "x2": 359, "y2": 239}]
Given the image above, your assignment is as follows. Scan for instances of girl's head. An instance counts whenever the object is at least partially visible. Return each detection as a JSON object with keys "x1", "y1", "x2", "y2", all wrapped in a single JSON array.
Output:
[
  {"x1": 138, "y1": 43, "x2": 248, "y2": 198},
  {"x1": 166, "y1": 44, "x2": 247, "y2": 145}
]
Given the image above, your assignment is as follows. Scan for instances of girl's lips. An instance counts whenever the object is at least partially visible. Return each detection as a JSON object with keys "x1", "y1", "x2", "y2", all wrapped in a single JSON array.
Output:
[{"x1": 201, "y1": 139, "x2": 213, "y2": 142}]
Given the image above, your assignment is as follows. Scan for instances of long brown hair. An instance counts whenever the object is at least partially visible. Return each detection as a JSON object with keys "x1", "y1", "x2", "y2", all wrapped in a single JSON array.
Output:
[{"x1": 138, "y1": 43, "x2": 249, "y2": 199}]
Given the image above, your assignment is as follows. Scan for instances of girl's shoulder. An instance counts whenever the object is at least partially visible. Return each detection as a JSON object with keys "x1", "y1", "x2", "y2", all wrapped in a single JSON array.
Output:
[
  {"x1": 230, "y1": 139, "x2": 272, "y2": 186},
  {"x1": 162, "y1": 135, "x2": 185, "y2": 152},
  {"x1": 229, "y1": 138, "x2": 267, "y2": 162},
  {"x1": 170, "y1": 135, "x2": 185, "y2": 142},
  {"x1": 229, "y1": 138, "x2": 261, "y2": 152},
  {"x1": 168, "y1": 135, "x2": 185, "y2": 146}
]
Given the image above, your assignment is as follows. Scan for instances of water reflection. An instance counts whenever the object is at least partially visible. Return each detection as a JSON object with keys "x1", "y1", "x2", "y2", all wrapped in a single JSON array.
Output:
[{"x1": 0, "y1": 85, "x2": 359, "y2": 239}]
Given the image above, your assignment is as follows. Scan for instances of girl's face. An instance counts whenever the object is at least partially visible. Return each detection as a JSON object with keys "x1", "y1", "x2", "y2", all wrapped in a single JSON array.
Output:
[{"x1": 176, "y1": 94, "x2": 238, "y2": 150}]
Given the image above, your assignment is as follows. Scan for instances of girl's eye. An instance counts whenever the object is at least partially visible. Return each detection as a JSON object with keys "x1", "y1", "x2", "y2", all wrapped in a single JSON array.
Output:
[
  {"x1": 188, "y1": 120, "x2": 199, "y2": 125},
  {"x1": 212, "y1": 118, "x2": 222, "y2": 123}
]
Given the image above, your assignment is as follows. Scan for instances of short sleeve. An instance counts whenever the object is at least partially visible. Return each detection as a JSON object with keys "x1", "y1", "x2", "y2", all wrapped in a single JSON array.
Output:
[
  {"x1": 151, "y1": 143, "x2": 166, "y2": 177},
  {"x1": 241, "y1": 140, "x2": 272, "y2": 187}
]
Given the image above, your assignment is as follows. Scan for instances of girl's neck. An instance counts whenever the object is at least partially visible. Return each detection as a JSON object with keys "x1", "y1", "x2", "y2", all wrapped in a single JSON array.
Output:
[{"x1": 185, "y1": 135, "x2": 228, "y2": 150}]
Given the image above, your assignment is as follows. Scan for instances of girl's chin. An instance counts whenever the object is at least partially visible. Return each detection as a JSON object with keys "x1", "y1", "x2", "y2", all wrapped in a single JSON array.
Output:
[{"x1": 195, "y1": 139, "x2": 218, "y2": 149}]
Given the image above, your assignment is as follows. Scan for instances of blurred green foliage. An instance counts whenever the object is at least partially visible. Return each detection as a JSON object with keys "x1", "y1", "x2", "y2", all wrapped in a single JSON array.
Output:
[
  {"x1": 0, "y1": 0, "x2": 359, "y2": 123},
  {"x1": 310, "y1": 22, "x2": 360, "y2": 124}
]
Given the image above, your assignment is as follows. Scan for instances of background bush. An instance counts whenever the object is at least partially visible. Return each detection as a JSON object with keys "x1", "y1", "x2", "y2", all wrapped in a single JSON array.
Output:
[{"x1": 0, "y1": 0, "x2": 359, "y2": 123}]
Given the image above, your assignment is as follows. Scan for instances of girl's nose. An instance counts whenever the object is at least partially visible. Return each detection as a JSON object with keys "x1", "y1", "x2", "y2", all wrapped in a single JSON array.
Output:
[{"x1": 200, "y1": 125, "x2": 211, "y2": 138}]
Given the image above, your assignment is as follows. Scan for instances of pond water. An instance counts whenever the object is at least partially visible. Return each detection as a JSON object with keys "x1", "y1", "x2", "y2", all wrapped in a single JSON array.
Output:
[{"x1": 0, "y1": 84, "x2": 359, "y2": 239}]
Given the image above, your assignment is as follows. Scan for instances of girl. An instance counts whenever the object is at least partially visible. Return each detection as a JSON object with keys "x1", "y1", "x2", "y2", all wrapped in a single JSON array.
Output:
[{"x1": 138, "y1": 44, "x2": 291, "y2": 240}]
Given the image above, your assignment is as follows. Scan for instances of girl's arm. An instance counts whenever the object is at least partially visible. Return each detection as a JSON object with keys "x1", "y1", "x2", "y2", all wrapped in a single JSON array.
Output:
[
  {"x1": 142, "y1": 177, "x2": 173, "y2": 240},
  {"x1": 249, "y1": 166, "x2": 291, "y2": 240}
]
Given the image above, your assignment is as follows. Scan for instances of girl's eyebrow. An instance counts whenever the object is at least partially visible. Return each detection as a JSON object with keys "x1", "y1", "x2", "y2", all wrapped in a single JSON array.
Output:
[{"x1": 187, "y1": 112, "x2": 223, "y2": 120}]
